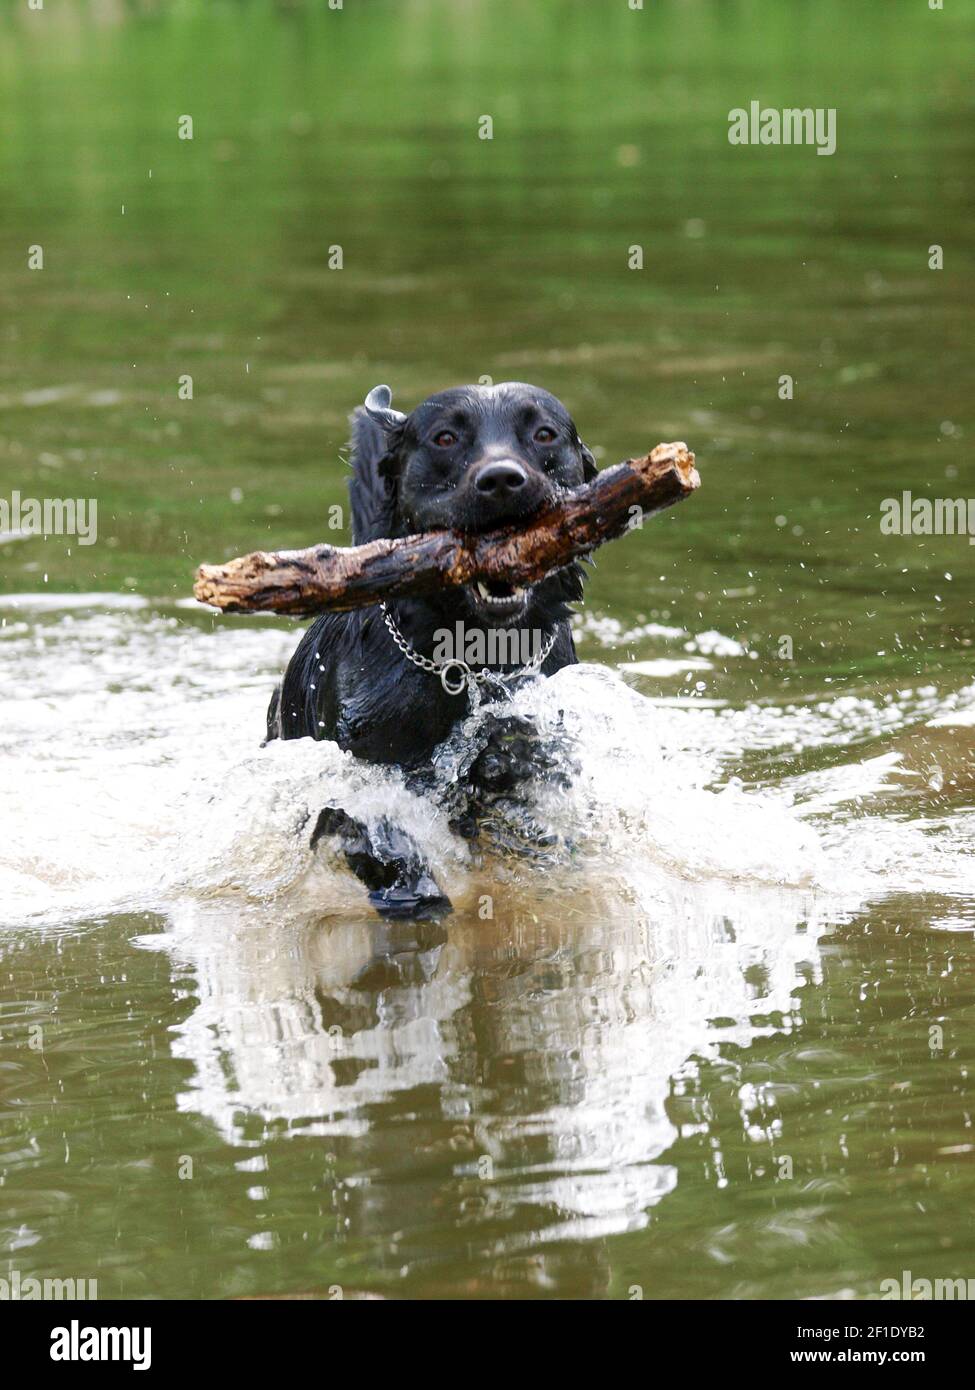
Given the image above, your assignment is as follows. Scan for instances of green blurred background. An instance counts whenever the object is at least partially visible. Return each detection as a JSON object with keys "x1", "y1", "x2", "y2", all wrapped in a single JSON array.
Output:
[{"x1": 1, "y1": 0, "x2": 972, "y2": 697}]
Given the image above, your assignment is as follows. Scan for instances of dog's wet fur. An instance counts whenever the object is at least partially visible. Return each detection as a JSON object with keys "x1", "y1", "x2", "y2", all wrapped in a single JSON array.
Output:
[{"x1": 267, "y1": 382, "x2": 596, "y2": 919}]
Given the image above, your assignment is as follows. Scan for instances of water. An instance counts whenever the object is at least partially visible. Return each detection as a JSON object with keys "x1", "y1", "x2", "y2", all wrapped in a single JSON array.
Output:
[{"x1": 1, "y1": 0, "x2": 974, "y2": 1300}]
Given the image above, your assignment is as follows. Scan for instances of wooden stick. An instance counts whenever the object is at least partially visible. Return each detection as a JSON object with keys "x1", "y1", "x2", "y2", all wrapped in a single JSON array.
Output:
[{"x1": 194, "y1": 441, "x2": 699, "y2": 616}]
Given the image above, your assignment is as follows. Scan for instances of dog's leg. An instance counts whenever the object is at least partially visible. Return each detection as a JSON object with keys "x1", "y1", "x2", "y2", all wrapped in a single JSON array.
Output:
[
  {"x1": 310, "y1": 807, "x2": 452, "y2": 920},
  {"x1": 437, "y1": 711, "x2": 573, "y2": 854},
  {"x1": 468, "y1": 714, "x2": 558, "y2": 794}
]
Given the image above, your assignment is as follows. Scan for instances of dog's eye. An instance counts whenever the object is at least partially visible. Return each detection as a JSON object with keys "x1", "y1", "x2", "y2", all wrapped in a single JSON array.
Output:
[
  {"x1": 433, "y1": 431, "x2": 457, "y2": 448},
  {"x1": 534, "y1": 426, "x2": 557, "y2": 444}
]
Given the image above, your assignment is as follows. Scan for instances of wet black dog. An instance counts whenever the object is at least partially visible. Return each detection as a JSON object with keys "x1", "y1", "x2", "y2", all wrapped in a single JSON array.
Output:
[{"x1": 266, "y1": 382, "x2": 596, "y2": 917}]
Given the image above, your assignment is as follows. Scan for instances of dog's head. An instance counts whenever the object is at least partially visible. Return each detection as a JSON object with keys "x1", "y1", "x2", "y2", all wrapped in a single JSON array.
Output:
[{"x1": 364, "y1": 381, "x2": 596, "y2": 626}]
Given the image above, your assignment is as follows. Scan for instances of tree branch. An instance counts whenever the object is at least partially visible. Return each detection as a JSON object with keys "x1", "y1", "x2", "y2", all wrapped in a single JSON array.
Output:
[{"x1": 193, "y1": 441, "x2": 699, "y2": 616}]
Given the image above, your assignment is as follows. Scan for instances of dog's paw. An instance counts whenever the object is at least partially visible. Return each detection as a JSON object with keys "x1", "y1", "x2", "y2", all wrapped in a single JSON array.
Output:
[
  {"x1": 468, "y1": 713, "x2": 564, "y2": 794},
  {"x1": 367, "y1": 877, "x2": 453, "y2": 921}
]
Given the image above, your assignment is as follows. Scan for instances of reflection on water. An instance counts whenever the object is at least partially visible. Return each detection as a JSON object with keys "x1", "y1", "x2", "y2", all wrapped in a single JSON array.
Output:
[
  {"x1": 2, "y1": 0, "x2": 974, "y2": 1300},
  {"x1": 1, "y1": 603, "x2": 974, "y2": 1298},
  {"x1": 152, "y1": 882, "x2": 831, "y2": 1242}
]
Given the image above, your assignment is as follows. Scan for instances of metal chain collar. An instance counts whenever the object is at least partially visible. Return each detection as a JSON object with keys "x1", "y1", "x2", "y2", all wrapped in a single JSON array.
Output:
[{"x1": 378, "y1": 600, "x2": 557, "y2": 696}]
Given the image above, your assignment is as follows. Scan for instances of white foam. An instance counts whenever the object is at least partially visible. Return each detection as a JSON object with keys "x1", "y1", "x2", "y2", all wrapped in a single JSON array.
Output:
[{"x1": 0, "y1": 605, "x2": 972, "y2": 930}]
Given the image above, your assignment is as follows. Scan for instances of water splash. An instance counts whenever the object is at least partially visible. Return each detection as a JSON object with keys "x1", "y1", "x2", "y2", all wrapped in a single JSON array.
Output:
[
  {"x1": 1, "y1": 599, "x2": 973, "y2": 928},
  {"x1": 3, "y1": 597, "x2": 973, "y2": 1244}
]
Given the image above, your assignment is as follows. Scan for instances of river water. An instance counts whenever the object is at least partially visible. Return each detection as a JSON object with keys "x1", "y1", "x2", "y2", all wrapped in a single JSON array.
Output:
[{"x1": 1, "y1": 1, "x2": 973, "y2": 1299}]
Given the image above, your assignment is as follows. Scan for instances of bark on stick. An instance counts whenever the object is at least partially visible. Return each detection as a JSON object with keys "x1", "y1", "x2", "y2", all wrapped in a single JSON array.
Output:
[{"x1": 193, "y1": 441, "x2": 699, "y2": 617}]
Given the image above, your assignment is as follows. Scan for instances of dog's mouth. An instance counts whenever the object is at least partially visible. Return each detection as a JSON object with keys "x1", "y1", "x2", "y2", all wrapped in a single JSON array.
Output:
[{"x1": 468, "y1": 578, "x2": 531, "y2": 621}]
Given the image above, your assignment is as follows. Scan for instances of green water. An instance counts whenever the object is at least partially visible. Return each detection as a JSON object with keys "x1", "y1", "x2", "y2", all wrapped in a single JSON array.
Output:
[{"x1": 1, "y1": 0, "x2": 974, "y2": 1301}]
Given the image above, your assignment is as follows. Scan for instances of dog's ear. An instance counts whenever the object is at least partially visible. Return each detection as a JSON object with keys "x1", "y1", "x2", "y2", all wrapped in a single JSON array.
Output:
[
  {"x1": 363, "y1": 384, "x2": 407, "y2": 433},
  {"x1": 579, "y1": 441, "x2": 598, "y2": 481}
]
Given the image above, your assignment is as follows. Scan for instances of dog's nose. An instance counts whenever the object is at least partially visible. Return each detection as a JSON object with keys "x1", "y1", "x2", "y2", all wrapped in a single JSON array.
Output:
[{"x1": 474, "y1": 460, "x2": 527, "y2": 497}]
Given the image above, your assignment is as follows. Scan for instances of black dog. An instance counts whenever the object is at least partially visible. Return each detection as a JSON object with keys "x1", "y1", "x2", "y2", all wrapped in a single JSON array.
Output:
[{"x1": 266, "y1": 382, "x2": 596, "y2": 917}]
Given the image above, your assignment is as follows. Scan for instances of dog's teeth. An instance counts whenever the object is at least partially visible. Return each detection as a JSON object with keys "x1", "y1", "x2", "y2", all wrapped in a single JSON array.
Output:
[{"x1": 475, "y1": 582, "x2": 527, "y2": 606}]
